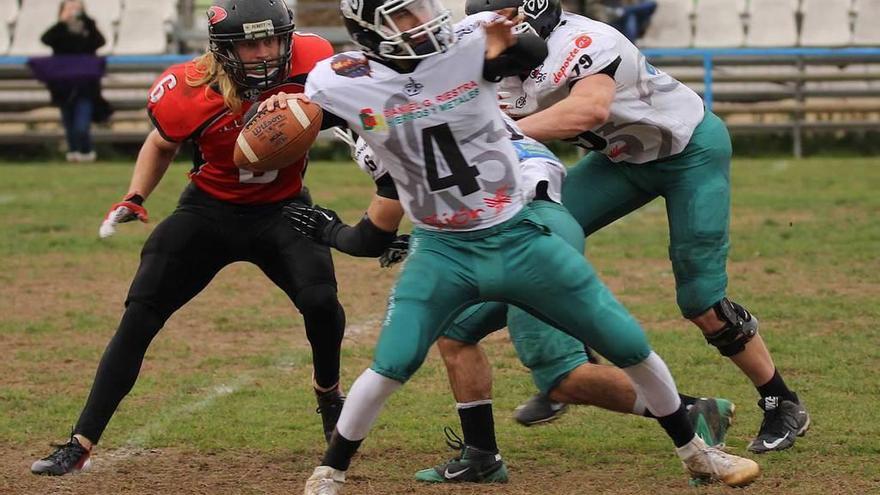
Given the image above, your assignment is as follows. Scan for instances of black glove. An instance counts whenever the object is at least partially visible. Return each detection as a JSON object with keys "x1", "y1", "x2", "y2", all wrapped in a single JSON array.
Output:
[
  {"x1": 379, "y1": 234, "x2": 410, "y2": 268},
  {"x1": 283, "y1": 203, "x2": 343, "y2": 244}
]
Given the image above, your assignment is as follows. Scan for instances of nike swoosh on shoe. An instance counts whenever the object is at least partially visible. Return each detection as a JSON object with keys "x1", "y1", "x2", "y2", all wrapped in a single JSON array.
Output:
[
  {"x1": 762, "y1": 432, "x2": 790, "y2": 449},
  {"x1": 444, "y1": 467, "x2": 470, "y2": 479}
]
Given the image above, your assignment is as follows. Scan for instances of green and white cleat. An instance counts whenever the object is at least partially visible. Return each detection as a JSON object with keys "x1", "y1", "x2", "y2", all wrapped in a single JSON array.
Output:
[
  {"x1": 688, "y1": 397, "x2": 736, "y2": 448},
  {"x1": 415, "y1": 428, "x2": 508, "y2": 483}
]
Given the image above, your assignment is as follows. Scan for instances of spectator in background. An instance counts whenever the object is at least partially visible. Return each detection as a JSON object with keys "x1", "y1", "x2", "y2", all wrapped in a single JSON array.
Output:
[
  {"x1": 586, "y1": 0, "x2": 657, "y2": 42},
  {"x1": 40, "y1": 0, "x2": 108, "y2": 162}
]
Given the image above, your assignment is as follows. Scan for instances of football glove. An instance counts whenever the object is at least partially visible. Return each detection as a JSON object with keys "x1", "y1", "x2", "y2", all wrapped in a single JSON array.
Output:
[
  {"x1": 283, "y1": 203, "x2": 342, "y2": 244},
  {"x1": 379, "y1": 234, "x2": 410, "y2": 268},
  {"x1": 99, "y1": 193, "x2": 148, "y2": 238}
]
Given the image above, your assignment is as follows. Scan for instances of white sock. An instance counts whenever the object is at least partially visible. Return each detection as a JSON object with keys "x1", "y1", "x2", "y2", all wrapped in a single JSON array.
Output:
[
  {"x1": 336, "y1": 368, "x2": 402, "y2": 441},
  {"x1": 456, "y1": 399, "x2": 493, "y2": 409},
  {"x1": 631, "y1": 392, "x2": 648, "y2": 416},
  {"x1": 621, "y1": 352, "x2": 682, "y2": 418}
]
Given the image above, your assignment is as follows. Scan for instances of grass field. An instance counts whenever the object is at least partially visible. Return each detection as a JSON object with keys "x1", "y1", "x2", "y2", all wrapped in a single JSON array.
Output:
[{"x1": 1, "y1": 158, "x2": 879, "y2": 494}]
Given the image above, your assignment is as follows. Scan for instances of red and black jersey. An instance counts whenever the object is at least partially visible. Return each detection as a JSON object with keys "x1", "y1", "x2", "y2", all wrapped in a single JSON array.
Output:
[{"x1": 147, "y1": 33, "x2": 333, "y2": 205}]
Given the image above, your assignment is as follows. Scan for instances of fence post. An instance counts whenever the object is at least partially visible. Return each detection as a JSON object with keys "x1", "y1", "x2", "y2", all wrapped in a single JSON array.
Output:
[
  {"x1": 703, "y1": 53, "x2": 714, "y2": 111},
  {"x1": 793, "y1": 57, "x2": 805, "y2": 159}
]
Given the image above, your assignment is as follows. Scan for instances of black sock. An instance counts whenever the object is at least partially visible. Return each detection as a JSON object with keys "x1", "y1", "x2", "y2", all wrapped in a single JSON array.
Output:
[
  {"x1": 642, "y1": 394, "x2": 698, "y2": 418},
  {"x1": 459, "y1": 403, "x2": 497, "y2": 453},
  {"x1": 322, "y1": 430, "x2": 363, "y2": 471},
  {"x1": 656, "y1": 404, "x2": 694, "y2": 448},
  {"x1": 757, "y1": 369, "x2": 798, "y2": 403}
]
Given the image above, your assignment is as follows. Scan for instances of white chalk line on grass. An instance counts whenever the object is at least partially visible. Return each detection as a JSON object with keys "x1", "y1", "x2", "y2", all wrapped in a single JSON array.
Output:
[{"x1": 97, "y1": 316, "x2": 383, "y2": 469}]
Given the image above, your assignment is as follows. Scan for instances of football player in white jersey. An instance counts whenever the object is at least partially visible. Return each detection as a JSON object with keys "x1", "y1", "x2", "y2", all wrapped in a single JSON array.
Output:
[
  {"x1": 256, "y1": 1, "x2": 759, "y2": 492},
  {"x1": 321, "y1": 122, "x2": 737, "y2": 484},
  {"x1": 465, "y1": 0, "x2": 809, "y2": 454}
]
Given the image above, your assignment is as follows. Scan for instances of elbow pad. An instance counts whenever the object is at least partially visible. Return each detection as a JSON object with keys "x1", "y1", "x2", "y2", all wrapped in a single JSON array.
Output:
[{"x1": 330, "y1": 215, "x2": 397, "y2": 258}]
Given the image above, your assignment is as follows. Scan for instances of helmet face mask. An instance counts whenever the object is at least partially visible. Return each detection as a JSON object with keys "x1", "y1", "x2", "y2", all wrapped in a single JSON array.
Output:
[
  {"x1": 207, "y1": 0, "x2": 295, "y2": 90},
  {"x1": 342, "y1": 0, "x2": 456, "y2": 61},
  {"x1": 463, "y1": 0, "x2": 560, "y2": 39},
  {"x1": 521, "y1": 0, "x2": 562, "y2": 39}
]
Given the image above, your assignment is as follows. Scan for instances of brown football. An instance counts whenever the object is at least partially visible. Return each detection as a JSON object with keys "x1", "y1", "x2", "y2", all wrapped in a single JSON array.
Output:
[{"x1": 233, "y1": 99, "x2": 323, "y2": 172}]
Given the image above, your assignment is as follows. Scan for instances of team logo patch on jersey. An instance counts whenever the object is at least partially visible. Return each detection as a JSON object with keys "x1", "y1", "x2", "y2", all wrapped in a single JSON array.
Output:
[
  {"x1": 529, "y1": 67, "x2": 546, "y2": 82},
  {"x1": 404, "y1": 77, "x2": 424, "y2": 96},
  {"x1": 359, "y1": 108, "x2": 387, "y2": 131},
  {"x1": 523, "y1": 0, "x2": 549, "y2": 19},
  {"x1": 575, "y1": 35, "x2": 592, "y2": 48},
  {"x1": 207, "y1": 6, "x2": 228, "y2": 25},
  {"x1": 331, "y1": 54, "x2": 371, "y2": 78}
]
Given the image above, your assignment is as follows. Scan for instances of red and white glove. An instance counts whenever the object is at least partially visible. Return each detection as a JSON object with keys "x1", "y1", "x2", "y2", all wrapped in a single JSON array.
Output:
[{"x1": 99, "y1": 193, "x2": 148, "y2": 238}]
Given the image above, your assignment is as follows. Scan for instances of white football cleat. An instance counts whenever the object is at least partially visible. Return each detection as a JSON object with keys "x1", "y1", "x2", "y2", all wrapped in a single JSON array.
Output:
[
  {"x1": 304, "y1": 465, "x2": 345, "y2": 495},
  {"x1": 677, "y1": 436, "x2": 760, "y2": 487}
]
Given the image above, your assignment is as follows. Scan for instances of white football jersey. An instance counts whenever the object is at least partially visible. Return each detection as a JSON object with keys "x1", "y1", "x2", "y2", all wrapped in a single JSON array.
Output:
[
  {"x1": 306, "y1": 15, "x2": 524, "y2": 232},
  {"x1": 501, "y1": 12, "x2": 705, "y2": 164},
  {"x1": 352, "y1": 114, "x2": 566, "y2": 204}
]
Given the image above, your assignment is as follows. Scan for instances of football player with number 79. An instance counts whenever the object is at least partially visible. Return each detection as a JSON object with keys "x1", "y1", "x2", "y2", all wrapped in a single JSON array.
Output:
[{"x1": 256, "y1": 1, "x2": 760, "y2": 492}]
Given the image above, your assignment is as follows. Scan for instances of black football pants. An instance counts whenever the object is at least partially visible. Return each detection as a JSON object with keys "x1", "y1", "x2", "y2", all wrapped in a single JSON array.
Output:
[{"x1": 74, "y1": 184, "x2": 345, "y2": 443}]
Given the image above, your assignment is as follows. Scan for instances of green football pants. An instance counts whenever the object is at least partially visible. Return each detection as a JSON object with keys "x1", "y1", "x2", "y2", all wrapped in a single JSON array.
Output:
[
  {"x1": 443, "y1": 201, "x2": 590, "y2": 394},
  {"x1": 371, "y1": 206, "x2": 652, "y2": 384},
  {"x1": 562, "y1": 111, "x2": 732, "y2": 318}
]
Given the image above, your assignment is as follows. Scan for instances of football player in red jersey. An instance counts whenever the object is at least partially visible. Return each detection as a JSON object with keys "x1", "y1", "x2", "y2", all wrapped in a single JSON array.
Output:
[{"x1": 31, "y1": 0, "x2": 347, "y2": 476}]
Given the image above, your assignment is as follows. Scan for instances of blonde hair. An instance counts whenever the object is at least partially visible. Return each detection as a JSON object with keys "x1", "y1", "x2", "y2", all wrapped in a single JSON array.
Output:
[{"x1": 187, "y1": 51, "x2": 243, "y2": 113}]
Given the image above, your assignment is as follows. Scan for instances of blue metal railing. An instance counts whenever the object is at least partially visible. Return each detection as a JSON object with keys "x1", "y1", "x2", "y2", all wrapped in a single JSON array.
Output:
[
  {"x1": 641, "y1": 47, "x2": 880, "y2": 109},
  {"x1": 3, "y1": 47, "x2": 880, "y2": 110}
]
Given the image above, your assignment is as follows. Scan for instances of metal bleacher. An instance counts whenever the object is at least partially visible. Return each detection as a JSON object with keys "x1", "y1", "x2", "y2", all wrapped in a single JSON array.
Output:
[{"x1": 0, "y1": 0, "x2": 878, "y2": 156}]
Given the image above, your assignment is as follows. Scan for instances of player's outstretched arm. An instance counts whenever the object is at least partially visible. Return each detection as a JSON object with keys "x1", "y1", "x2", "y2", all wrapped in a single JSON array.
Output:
[
  {"x1": 516, "y1": 75, "x2": 615, "y2": 142},
  {"x1": 283, "y1": 196, "x2": 404, "y2": 257},
  {"x1": 99, "y1": 130, "x2": 180, "y2": 238},
  {"x1": 127, "y1": 129, "x2": 181, "y2": 200}
]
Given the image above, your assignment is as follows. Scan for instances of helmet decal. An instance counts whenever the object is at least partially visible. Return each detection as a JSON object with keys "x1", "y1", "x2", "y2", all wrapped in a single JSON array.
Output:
[
  {"x1": 523, "y1": 0, "x2": 549, "y2": 19},
  {"x1": 348, "y1": 0, "x2": 363, "y2": 17},
  {"x1": 207, "y1": 6, "x2": 228, "y2": 25}
]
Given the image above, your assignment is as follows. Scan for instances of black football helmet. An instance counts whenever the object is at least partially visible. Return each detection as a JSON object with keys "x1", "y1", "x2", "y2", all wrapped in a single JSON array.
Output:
[
  {"x1": 207, "y1": 0, "x2": 295, "y2": 90},
  {"x1": 341, "y1": 0, "x2": 456, "y2": 60},
  {"x1": 465, "y1": 0, "x2": 561, "y2": 39}
]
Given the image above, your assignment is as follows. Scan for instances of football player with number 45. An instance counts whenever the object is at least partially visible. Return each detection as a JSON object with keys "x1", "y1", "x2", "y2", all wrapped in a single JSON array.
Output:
[
  {"x1": 31, "y1": 0, "x2": 348, "y2": 477},
  {"x1": 256, "y1": 0, "x2": 760, "y2": 492}
]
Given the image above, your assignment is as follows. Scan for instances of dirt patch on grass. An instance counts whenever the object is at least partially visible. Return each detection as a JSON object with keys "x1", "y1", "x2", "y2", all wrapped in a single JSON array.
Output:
[{"x1": 6, "y1": 447, "x2": 876, "y2": 495}]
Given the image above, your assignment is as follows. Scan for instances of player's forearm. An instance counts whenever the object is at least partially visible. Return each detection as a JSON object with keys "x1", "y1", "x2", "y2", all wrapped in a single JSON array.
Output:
[
  {"x1": 127, "y1": 131, "x2": 179, "y2": 199},
  {"x1": 329, "y1": 197, "x2": 403, "y2": 257},
  {"x1": 328, "y1": 216, "x2": 398, "y2": 258},
  {"x1": 517, "y1": 95, "x2": 609, "y2": 142}
]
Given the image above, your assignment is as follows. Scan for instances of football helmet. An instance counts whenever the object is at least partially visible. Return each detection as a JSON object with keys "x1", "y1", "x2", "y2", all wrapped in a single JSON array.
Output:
[
  {"x1": 465, "y1": 0, "x2": 561, "y2": 39},
  {"x1": 207, "y1": 0, "x2": 295, "y2": 89},
  {"x1": 341, "y1": 0, "x2": 456, "y2": 60}
]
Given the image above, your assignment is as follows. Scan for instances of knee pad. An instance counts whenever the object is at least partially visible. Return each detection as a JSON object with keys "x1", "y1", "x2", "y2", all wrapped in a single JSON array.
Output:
[
  {"x1": 704, "y1": 298, "x2": 758, "y2": 357},
  {"x1": 294, "y1": 284, "x2": 341, "y2": 316}
]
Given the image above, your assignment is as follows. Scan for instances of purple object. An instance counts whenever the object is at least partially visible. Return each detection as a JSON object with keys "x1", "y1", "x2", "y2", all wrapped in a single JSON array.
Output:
[{"x1": 27, "y1": 54, "x2": 106, "y2": 84}]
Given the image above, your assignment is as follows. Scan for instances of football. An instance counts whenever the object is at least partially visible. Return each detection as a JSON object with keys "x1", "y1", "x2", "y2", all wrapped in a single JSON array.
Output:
[{"x1": 233, "y1": 98, "x2": 323, "y2": 172}]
